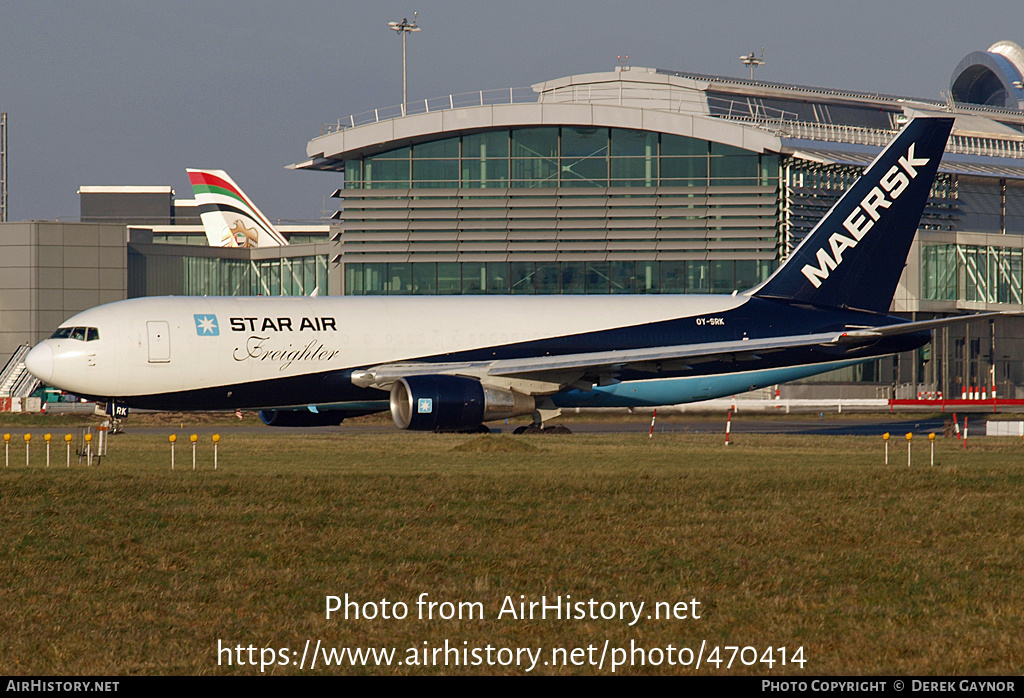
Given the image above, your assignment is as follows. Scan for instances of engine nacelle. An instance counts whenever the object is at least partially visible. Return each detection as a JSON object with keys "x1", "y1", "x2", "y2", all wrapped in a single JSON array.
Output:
[
  {"x1": 258, "y1": 409, "x2": 347, "y2": 427},
  {"x1": 389, "y1": 375, "x2": 535, "y2": 431}
]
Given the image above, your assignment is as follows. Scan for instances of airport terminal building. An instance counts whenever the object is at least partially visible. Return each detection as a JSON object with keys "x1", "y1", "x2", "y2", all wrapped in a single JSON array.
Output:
[
  {"x1": 290, "y1": 41, "x2": 1024, "y2": 399},
  {"x1": 4, "y1": 40, "x2": 1024, "y2": 402}
]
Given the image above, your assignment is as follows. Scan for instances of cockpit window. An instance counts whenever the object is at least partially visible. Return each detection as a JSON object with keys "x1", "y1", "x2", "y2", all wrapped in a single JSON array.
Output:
[{"x1": 50, "y1": 326, "x2": 100, "y2": 341}]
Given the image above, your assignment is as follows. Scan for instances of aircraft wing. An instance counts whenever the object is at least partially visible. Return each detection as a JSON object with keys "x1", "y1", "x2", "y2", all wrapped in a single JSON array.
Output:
[
  {"x1": 352, "y1": 330, "x2": 839, "y2": 392},
  {"x1": 486, "y1": 331, "x2": 843, "y2": 378},
  {"x1": 353, "y1": 312, "x2": 1017, "y2": 393},
  {"x1": 353, "y1": 313, "x2": 1011, "y2": 393}
]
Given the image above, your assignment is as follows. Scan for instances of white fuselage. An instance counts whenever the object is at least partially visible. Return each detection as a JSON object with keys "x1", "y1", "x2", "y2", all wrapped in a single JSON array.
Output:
[{"x1": 29, "y1": 294, "x2": 748, "y2": 400}]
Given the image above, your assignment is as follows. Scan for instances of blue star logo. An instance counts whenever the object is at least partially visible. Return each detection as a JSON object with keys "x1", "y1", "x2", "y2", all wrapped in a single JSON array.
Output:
[{"x1": 194, "y1": 314, "x2": 219, "y2": 336}]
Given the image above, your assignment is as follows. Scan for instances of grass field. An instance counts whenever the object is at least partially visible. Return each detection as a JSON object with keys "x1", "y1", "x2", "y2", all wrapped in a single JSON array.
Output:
[{"x1": 1, "y1": 430, "x2": 1022, "y2": 675}]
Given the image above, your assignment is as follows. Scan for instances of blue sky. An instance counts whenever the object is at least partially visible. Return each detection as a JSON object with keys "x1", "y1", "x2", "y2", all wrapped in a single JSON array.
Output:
[{"x1": 1, "y1": 1, "x2": 1020, "y2": 222}]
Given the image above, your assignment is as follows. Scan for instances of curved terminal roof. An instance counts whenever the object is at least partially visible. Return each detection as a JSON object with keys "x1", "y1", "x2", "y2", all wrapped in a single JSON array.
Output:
[
  {"x1": 951, "y1": 40, "x2": 1024, "y2": 110},
  {"x1": 295, "y1": 58, "x2": 1024, "y2": 174},
  {"x1": 294, "y1": 68, "x2": 782, "y2": 172}
]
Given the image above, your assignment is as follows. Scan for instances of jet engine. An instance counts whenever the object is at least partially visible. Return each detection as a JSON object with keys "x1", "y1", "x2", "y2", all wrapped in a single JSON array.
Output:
[{"x1": 389, "y1": 375, "x2": 535, "y2": 431}]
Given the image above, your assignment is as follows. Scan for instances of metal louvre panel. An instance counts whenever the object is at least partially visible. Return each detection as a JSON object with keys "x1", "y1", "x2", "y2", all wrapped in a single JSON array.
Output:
[
  {"x1": 456, "y1": 220, "x2": 509, "y2": 232},
  {"x1": 655, "y1": 240, "x2": 711, "y2": 250},
  {"x1": 606, "y1": 219, "x2": 657, "y2": 230},
  {"x1": 703, "y1": 218, "x2": 775, "y2": 229},
  {"x1": 607, "y1": 207, "x2": 659, "y2": 217},
  {"x1": 457, "y1": 242, "x2": 510, "y2": 252},
  {"x1": 340, "y1": 242, "x2": 410, "y2": 253},
  {"x1": 335, "y1": 184, "x2": 781, "y2": 261},
  {"x1": 606, "y1": 197, "x2": 659, "y2": 206},
  {"x1": 340, "y1": 199, "x2": 410, "y2": 210},
  {"x1": 408, "y1": 231, "x2": 459, "y2": 241},
  {"x1": 342, "y1": 232, "x2": 410, "y2": 242},
  {"x1": 656, "y1": 220, "x2": 713, "y2": 230},
  {"x1": 456, "y1": 229, "x2": 508, "y2": 239},
  {"x1": 339, "y1": 209, "x2": 410, "y2": 220},
  {"x1": 338, "y1": 221, "x2": 410, "y2": 231},
  {"x1": 407, "y1": 242, "x2": 458, "y2": 252},
  {"x1": 606, "y1": 241, "x2": 659, "y2": 250},
  {"x1": 456, "y1": 210, "x2": 512, "y2": 221},
  {"x1": 507, "y1": 230, "x2": 559, "y2": 240},
  {"x1": 407, "y1": 220, "x2": 458, "y2": 231},
  {"x1": 558, "y1": 197, "x2": 610, "y2": 208},
  {"x1": 554, "y1": 242, "x2": 608, "y2": 251},
  {"x1": 606, "y1": 229, "x2": 661, "y2": 239},
  {"x1": 506, "y1": 197, "x2": 558, "y2": 207},
  {"x1": 554, "y1": 219, "x2": 607, "y2": 230},
  {"x1": 407, "y1": 210, "x2": 458, "y2": 220},
  {"x1": 506, "y1": 208, "x2": 558, "y2": 219},
  {"x1": 507, "y1": 241, "x2": 558, "y2": 252},
  {"x1": 506, "y1": 219, "x2": 558, "y2": 230}
]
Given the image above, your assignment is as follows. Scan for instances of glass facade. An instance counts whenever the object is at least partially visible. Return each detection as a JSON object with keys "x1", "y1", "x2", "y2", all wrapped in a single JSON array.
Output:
[
  {"x1": 344, "y1": 259, "x2": 775, "y2": 296},
  {"x1": 344, "y1": 127, "x2": 778, "y2": 190},
  {"x1": 151, "y1": 233, "x2": 209, "y2": 246},
  {"x1": 339, "y1": 126, "x2": 780, "y2": 297},
  {"x1": 922, "y1": 243, "x2": 1024, "y2": 305},
  {"x1": 183, "y1": 255, "x2": 328, "y2": 296}
]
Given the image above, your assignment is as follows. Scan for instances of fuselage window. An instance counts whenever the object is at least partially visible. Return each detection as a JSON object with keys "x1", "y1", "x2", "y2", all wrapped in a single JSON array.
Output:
[{"x1": 86, "y1": 328, "x2": 99, "y2": 341}]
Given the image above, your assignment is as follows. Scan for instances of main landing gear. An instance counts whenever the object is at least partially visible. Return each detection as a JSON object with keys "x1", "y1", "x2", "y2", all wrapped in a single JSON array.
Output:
[{"x1": 511, "y1": 407, "x2": 572, "y2": 435}]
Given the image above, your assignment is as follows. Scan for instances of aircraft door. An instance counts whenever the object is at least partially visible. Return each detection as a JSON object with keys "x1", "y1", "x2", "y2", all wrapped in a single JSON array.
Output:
[{"x1": 147, "y1": 321, "x2": 171, "y2": 363}]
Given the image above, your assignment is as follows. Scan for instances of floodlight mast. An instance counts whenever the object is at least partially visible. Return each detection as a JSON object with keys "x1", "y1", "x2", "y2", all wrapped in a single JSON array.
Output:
[
  {"x1": 388, "y1": 13, "x2": 421, "y2": 113},
  {"x1": 740, "y1": 48, "x2": 766, "y2": 80}
]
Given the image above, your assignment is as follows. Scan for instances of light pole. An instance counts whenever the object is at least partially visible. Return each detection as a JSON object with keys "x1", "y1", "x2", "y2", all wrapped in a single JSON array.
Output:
[
  {"x1": 740, "y1": 48, "x2": 765, "y2": 80},
  {"x1": 388, "y1": 13, "x2": 420, "y2": 113}
]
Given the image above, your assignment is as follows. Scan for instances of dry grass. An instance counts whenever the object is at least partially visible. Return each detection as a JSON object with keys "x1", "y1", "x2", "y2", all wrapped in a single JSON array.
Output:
[{"x1": 1, "y1": 432, "x2": 1022, "y2": 675}]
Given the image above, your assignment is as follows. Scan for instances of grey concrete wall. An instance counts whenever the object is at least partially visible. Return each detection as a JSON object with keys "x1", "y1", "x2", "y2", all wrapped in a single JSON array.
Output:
[{"x1": 0, "y1": 222, "x2": 127, "y2": 360}]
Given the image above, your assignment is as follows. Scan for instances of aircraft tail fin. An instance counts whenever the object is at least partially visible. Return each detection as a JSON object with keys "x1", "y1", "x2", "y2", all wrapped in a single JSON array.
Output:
[
  {"x1": 186, "y1": 169, "x2": 289, "y2": 248},
  {"x1": 750, "y1": 117, "x2": 953, "y2": 314}
]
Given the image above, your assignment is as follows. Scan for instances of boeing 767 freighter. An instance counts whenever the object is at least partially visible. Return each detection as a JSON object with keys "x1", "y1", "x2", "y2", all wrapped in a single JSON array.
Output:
[{"x1": 26, "y1": 118, "x2": 998, "y2": 431}]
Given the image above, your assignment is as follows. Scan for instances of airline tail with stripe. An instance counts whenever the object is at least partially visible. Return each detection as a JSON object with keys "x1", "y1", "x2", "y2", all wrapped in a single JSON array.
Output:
[{"x1": 186, "y1": 169, "x2": 289, "y2": 248}]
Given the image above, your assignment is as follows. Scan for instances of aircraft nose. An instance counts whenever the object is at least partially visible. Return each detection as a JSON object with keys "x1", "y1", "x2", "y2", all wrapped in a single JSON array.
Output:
[{"x1": 25, "y1": 342, "x2": 53, "y2": 383}]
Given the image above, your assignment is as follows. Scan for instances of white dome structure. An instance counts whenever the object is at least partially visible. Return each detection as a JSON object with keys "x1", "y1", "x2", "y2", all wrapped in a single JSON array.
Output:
[{"x1": 950, "y1": 40, "x2": 1024, "y2": 110}]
